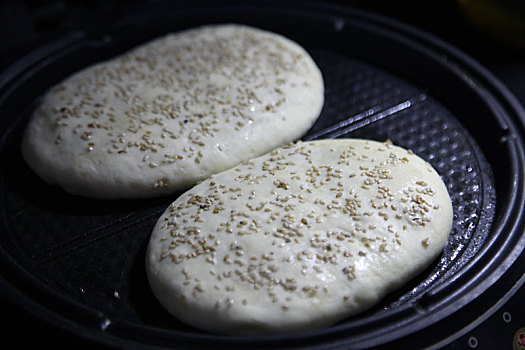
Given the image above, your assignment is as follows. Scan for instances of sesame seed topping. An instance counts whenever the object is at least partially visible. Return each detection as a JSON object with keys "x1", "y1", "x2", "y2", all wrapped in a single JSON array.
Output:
[{"x1": 148, "y1": 138, "x2": 452, "y2": 335}]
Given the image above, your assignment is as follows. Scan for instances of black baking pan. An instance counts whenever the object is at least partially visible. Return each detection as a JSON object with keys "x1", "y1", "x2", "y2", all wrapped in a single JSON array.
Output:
[{"x1": 0, "y1": 1, "x2": 524, "y2": 349}]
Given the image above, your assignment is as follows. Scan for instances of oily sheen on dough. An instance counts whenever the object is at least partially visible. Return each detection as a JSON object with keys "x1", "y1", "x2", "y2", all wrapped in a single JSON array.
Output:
[
  {"x1": 145, "y1": 139, "x2": 453, "y2": 336},
  {"x1": 21, "y1": 24, "x2": 324, "y2": 199}
]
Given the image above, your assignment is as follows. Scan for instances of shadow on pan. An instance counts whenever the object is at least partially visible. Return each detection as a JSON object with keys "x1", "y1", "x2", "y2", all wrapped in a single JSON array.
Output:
[{"x1": 0, "y1": 1, "x2": 524, "y2": 349}]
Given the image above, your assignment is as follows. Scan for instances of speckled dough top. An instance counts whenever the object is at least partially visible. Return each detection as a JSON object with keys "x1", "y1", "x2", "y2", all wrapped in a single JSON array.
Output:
[
  {"x1": 146, "y1": 139, "x2": 453, "y2": 336},
  {"x1": 21, "y1": 24, "x2": 324, "y2": 198}
]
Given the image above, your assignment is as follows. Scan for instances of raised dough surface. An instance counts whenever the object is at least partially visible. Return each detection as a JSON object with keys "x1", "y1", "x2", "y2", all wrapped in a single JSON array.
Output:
[
  {"x1": 146, "y1": 139, "x2": 453, "y2": 336},
  {"x1": 22, "y1": 24, "x2": 324, "y2": 198}
]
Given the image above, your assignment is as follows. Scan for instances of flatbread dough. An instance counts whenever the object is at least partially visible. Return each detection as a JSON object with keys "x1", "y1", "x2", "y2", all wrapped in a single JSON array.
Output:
[
  {"x1": 145, "y1": 139, "x2": 453, "y2": 336},
  {"x1": 22, "y1": 24, "x2": 324, "y2": 199}
]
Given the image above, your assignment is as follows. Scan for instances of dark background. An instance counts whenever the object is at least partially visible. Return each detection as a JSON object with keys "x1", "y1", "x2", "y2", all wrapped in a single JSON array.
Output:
[{"x1": 0, "y1": 1, "x2": 523, "y2": 348}]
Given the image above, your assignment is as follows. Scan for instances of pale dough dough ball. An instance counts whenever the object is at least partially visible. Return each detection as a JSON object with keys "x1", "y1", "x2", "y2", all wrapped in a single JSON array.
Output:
[
  {"x1": 146, "y1": 139, "x2": 453, "y2": 336},
  {"x1": 22, "y1": 24, "x2": 324, "y2": 198}
]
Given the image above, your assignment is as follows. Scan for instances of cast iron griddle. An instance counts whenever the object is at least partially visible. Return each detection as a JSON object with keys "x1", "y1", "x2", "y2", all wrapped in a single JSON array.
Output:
[{"x1": 0, "y1": 2, "x2": 524, "y2": 349}]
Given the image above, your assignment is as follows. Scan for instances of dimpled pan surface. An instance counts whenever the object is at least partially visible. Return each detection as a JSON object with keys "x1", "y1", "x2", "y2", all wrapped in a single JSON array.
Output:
[{"x1": 0, "y1": 1, "x2": 524, "y2": 349}]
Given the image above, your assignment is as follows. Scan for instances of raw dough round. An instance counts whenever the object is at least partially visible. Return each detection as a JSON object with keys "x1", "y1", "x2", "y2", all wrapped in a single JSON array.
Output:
[
  {"x1": 146, "y1": 138, "x2": 453, "y2": 336},
  {"x1": 22, "y1": 24, "x2": 324, "y2": 198}
]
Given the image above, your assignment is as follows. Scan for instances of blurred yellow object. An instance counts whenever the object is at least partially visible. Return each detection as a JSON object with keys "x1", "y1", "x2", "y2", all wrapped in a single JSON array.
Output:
[{"x1": 458, "y1": 0, "x2": 525, "y2": 52}]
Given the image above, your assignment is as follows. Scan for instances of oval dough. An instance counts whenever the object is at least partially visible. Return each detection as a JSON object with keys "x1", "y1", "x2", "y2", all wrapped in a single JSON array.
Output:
[
  {"x1": 146, "y1": 139, "x2": 453, "y2": 336},
  {"x1": 22, "y1": 24, "x2": 324, "y2": 198}
]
